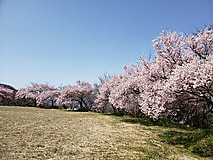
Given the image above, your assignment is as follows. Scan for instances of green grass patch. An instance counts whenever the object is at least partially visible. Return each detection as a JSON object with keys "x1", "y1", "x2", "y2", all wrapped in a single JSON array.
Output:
[
  {"x1": 103, "y1": 112, "x2": 213, "y2": 157},
  {"x1": 161, "y1": 129, "x2": 213, "y2": 157},
  {"x1": 100, "y1": 110, "x2": 129, "y2": 117},
  {"x1": 189, "y1": 135, "x2": 213, "y2": 157},
  {"x1": 121, "y1": 116, "x2": 190, "y2": 130}
]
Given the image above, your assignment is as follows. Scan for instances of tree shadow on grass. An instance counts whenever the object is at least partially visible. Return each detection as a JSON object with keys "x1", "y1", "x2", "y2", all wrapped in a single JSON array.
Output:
[
  {"x1": 121, "y1": 116, "x2": 190, "y2": 130},
  {"x1": 101, "y1": 112, "x2": 213, "y2": 157},
  {"x1": 122, "y1": 115, "x2": 213, "y2": 157}
]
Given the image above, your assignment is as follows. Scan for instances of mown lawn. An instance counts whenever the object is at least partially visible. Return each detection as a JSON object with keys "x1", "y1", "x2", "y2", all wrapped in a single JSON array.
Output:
[{"x1": 0, "y1": 106, "x2": 211, "y2": 160}]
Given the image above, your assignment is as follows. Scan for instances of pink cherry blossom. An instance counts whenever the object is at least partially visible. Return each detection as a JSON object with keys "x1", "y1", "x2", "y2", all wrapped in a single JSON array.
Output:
[
  {"x1": 56, "y1": 81, "x2": 94, "y2": 110},
  {"x1": 0, "y1": 86, "x2": 14, "y2": 105},
  {"x1": 15, "y1": 83, "x2": 54, "y2": 107},
  {"x1": 96, "y1": 27, "x2": 213, "y2": 127}
]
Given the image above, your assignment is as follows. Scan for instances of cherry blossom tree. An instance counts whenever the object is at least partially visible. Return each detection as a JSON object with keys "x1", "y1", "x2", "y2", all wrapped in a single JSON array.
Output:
[
  {"x1": 56, "y1": 81, "x2": 94, "y2": 110},
  {"x1": 158, "y1": 27, "x2": 213, "y2": 127},
  {"x1": 164, "y1": 54, "x2": 213, "y2": 127},
  {"x1": 140, "y1": 27, "x2": 212, "y2": 124},
  {"x1": 37, "y1": 90, "x2": 60, "y2": 108},
  {"x1": 96, "y1": 26, "x2": 213, "y2": 128},
  {"x1": 15, "y1": 87, "x2": 37, "y2": 106},
  {"x1": 0, "y1": 85, "x2": 14, "y2": 105},
  {"x1": 95, "y1": 76, "x2": 119, "y2": 113},
  {"x1": 15, "y1": 83, "x2": 54, "y2": 107}
]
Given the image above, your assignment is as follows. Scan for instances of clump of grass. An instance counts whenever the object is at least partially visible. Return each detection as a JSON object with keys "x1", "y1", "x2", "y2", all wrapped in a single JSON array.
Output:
[
  {"x1": 101, "y1": 110, "x2": 129, "y2": 117},
  {"x1": 161, "y1": 129, "x2": 213, "y2": 157},
  {"x1": 189, "y1": 135, "x2": 213, "y2": 157}
]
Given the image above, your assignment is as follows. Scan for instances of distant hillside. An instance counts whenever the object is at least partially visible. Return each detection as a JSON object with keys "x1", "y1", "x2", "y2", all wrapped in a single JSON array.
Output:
[{"x1": 0, "y1": 83, "x2": 17, "y2": 91}]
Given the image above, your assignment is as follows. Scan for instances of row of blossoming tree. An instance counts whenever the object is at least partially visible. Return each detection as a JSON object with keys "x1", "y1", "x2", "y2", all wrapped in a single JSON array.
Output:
[
  {"x1": 0, "y1": 27, "x2": 212, "y2": 128},
  {"x1": 95, "y1": 27, "x2": 213, "y2": 128},
  {"x1": 14, "y1": 81, "x2": 96, "y2": 110}
]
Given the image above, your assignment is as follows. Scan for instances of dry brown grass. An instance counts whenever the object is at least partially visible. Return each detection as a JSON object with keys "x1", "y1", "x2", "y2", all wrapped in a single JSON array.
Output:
[{"x1": 0, "y1": 106, "x2": 210, "y2": 160}]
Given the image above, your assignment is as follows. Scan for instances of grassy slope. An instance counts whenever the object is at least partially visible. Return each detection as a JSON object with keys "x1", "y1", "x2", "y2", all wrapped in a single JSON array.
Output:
[{"x1": 0, "y1": 106, "x2": 211, "y2": 160}]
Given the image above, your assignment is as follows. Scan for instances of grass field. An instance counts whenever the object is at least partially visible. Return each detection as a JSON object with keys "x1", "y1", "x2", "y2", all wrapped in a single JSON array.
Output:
[{"x1": 0, "y1": 106, "x2": 211, "y2": 160}]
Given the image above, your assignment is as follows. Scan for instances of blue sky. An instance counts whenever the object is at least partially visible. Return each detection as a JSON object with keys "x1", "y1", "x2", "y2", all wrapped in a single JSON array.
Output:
[{"x1": 0, "y1": 0, "x2": 212, "y2": 89}]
